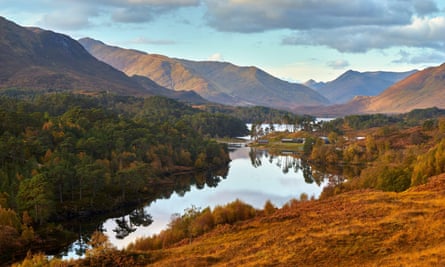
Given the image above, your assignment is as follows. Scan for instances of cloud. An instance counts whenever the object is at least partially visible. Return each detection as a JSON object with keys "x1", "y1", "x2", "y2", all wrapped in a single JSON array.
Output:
[
  {"x1": 282, "y1": 16, "x2": 445, "y2": 53},
  {"x1": 393, "y1": 49, "x2": 445, "y2": 64},
  {"x1": 39, "y1": 4, "x2": 97, "y2": 30},
  {"x1": 111, "y1": 7, "x2": 155, "y2": 23},
  {"x1": 208, "y1": 52, "x2": 223, "y2": 61},
  {"x1": 36, "y1": 0, "x2": 201, "y2": 28},
  {"x1": 203, "y1": 0, "x2": 439, "y2": 33},
  {"x1": 74, "y1": 0, "x2": 200, "y2": 23},
  {"x1": 129, "y1": 37, "x2": 177, "y2": 45},
  {"x1": 327, "y1": 59, "x2": 350, "y2": 69},
  {"x1": 202, "y1": 0, "x2": 445, "y2": 53},
  {"x1": 413, "y1": 0, "x2": 439, "y2": 16}
]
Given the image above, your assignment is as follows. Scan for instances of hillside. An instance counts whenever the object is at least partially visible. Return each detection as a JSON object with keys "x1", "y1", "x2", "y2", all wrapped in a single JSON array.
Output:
[
  {"x1": 295, "y1": 64, "x2": 445, "y2": 116},
  {"x1": 0, "y1": 16, "x2": 208, "y2": 104},
  {"x1": 43, "y1": 174, "x2": 445, "y2": 267},
  {"x1": 0, "y1": 16, "x2": 150, "y2": 95},
  {"x1": 312, "y1": 70, "x2": 417, "y2": 104},
  {"x1": 79, "y1": 38, "x2": 329, "y2": 109},
  {"x1": 131, "y1": 75, "x2": 208, "y2": 104},
  {"x1": 363, "y1": 63, "x2": 445, "y2": 113},
  {"x1": 137, "y1": 175, "x2": 445, "y2": 267}
]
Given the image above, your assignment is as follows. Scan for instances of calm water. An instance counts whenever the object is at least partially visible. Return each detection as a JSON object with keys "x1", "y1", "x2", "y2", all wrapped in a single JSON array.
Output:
[
  {"x1": 62, "y1": 146, "x2": 333, "y2": 258},
  {"x1": 105, "y1": 147, "x2": 330, "y2": 248}
]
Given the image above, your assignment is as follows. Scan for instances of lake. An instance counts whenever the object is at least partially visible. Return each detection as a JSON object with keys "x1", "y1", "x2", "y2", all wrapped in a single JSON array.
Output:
[{"x1": 62, "y1": 146, "x2": 335, "y2": 258}]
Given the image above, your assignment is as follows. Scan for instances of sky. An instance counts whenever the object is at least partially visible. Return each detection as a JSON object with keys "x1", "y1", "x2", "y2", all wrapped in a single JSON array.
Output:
[{"x1": 1, "y1": 0, "x2": 445, "y2": 82}]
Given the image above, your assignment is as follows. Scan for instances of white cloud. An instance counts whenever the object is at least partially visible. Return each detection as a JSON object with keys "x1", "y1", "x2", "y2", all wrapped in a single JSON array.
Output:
[
  {"x1": 393, "y1": 49, "x2": 445, "y2": 64},
  {"x1": 208, "y1": 52, "x2": 223, "y2": 61},
  {"x1": 327, "y1": 59, "x2": 350, "y2": 69},
  {"x1": 129, "y1": 37, "x2": 176, "y2": 45},
  {"x1": 38, "y1": 4, "x2": 97, "y2": 30}
]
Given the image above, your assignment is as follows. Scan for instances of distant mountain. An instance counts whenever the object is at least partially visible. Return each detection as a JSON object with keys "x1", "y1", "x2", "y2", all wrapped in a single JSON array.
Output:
[
  {"x1": 79, "y1": 38, "x2": 329, "y2": 109},
  {"x1": 303, "y1": 79, "x2": 326, "y2": 90},
  {"x1": 362, "y1": 63, "x2": 445, "y2": 113},
  {"x1": 315, "y1": 70, "x2": 417, "y2": 104},
  {"x1": 295, "y1": 63, "x2": 445, "y2": 116}
]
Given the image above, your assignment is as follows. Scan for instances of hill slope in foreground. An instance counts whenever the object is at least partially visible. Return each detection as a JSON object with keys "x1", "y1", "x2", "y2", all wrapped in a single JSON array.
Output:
[{"x1": 140, "y1": 174, "x2": 445, "y2": 266}]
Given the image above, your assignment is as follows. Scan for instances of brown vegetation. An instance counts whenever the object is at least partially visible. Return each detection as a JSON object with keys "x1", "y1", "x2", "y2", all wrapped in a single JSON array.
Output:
[{"x1": 131, "y1": 174, "x2": 445, "y2": 266}]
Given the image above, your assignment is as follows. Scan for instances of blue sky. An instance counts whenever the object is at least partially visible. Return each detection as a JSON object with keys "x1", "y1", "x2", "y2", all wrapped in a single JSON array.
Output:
[{"x1": 1, "y1": 0, "x2": 445, "y2": 82}]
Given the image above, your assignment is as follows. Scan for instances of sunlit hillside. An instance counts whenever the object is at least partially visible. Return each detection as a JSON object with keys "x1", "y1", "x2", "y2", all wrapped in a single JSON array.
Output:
[{"x1": 133, "y1": 175, "x2": 445, "y2": 266}]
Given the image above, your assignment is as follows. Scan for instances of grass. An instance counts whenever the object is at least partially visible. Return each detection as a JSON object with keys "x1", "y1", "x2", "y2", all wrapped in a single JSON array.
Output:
[{"x1": 134, "y1": 173, "x2": 445, "y2": 266}]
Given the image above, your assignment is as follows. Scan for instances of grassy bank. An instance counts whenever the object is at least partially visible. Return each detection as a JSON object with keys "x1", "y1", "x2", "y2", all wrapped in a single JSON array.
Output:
[{"x1": 137, "y1": 174, "x2": 445, "y2": 266}]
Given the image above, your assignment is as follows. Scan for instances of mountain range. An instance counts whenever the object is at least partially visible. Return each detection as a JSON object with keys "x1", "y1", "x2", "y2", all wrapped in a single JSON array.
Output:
[
  {"x1": 306, "y1": 70, "x2": 417, "y2": 104},
  {"x1": 360, "y1": 63, "x2": 445, "y2": 113},
  {"x1": 79, "y1": 38, "x2": 329, "y2": 109},
  {"x1": 2, "y1": 15, "x2": 445, "y2": 115},
  {"x1": 295, "y1": 63, "x2": 445, "y2": 116}
]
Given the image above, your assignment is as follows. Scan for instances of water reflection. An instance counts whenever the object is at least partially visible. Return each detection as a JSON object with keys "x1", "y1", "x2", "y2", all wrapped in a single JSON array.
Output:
[
  {"x1": 248, "y1": 147, "x2": 333, "y2": 186},
  {"x1": 60, "y1": 146, "x2": 343, "y2": 257}
]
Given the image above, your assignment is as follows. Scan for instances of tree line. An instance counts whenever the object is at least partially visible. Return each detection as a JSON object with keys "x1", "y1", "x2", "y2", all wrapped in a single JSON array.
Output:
[{"x1": 301, "y1": 110, "x2": 445, "y2": 197}]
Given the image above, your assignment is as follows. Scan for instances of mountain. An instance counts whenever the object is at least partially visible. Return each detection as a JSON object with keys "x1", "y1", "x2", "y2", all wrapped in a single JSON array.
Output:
[
  {"x1": 0, "y1": 17, "x2": 206, "y2": 104},
  {"x1": 303, "y1": 79, "x2": 326, "y2": 90},
  {"x1": 296, "y1": 63, "x2": 445, "y2": 116},
  {"x1": 0, "y1": 16, "x2": 150, "y2": 95},
  {"x1": 79, "y1": 38, "x2": 329, "y2": 109},
  {"x1": 362, "y1": 63, "x2": 445, "y2": 113},
  {"x1": 131, "y1": 75, "x2": 207, "y2": 104},
  {"x1": 315, "y1": 70, "x2": 417, "y2": 104}
]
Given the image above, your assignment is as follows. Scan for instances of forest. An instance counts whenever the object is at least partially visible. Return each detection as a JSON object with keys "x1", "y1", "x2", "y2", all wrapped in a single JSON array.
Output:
[{"x1": 0, "y1": 90, "x2": 251, "y2": 264}]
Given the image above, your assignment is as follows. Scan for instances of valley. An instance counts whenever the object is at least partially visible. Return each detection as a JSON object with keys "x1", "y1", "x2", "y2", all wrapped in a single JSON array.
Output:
[{"x1": 1, "y1": 11, "x2": 445, "y2": 267}]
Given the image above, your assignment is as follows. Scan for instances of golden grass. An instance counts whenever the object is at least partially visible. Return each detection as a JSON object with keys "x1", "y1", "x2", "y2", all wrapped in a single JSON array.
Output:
[{"x1": 136, "y1": 174, "x2": 445, "y2": 267}]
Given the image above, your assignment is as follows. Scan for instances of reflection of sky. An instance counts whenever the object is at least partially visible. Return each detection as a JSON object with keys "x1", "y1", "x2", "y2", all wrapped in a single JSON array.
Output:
[{"x1": 102, "y1": 147, "x2": 328, "y2": 249}]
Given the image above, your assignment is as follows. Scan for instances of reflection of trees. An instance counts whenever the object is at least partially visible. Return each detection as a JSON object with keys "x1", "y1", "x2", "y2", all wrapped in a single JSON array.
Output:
[
  {"x1": 129, "y1": 207, "x2": 153, "y2": 227},
  {"x1": 206, "y1": 174, "x2": 222, "y2": 188},
  {"x1": 247, "y1": 148, "x2": 352, "y2": 186},
  {"x1": 74, "y1": 236, "x2": 89, "y2": 257},
  {"x1": 113, "y1": 216, "x2": 136, "y2": 239},
  {"x1": 302, "y1": 163, "x2": 314, "y2": 184},
  {"x1": 59, "y1": 164, "x2": 230, "y2": 257},
  {"x1": 249, "y1": 148, "x2": 263, "y2": 167},
  {"x1": 67, "y1": 224, "x2": 91, "y2": 257}
]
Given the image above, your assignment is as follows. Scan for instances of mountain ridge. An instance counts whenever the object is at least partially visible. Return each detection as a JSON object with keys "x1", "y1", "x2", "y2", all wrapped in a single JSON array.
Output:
[
  {"x1": 0, "y1": 16, "x2": 147, "y2": 95},
  {"x1": 294, "y1": 63, "x2": 445, "y2": 116},
  {"x1": 312, "y1": 69, "x2": 417, "y2": 104},
  {"x1": 363, "y1": 63, "x2": 445, "y2": 113},
  {"x1": 0, "y1": 17, "x2": 206, "y2": 104},
  {"x1": 79, "y1": 37, "x2": 329, "y2": 109}
]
